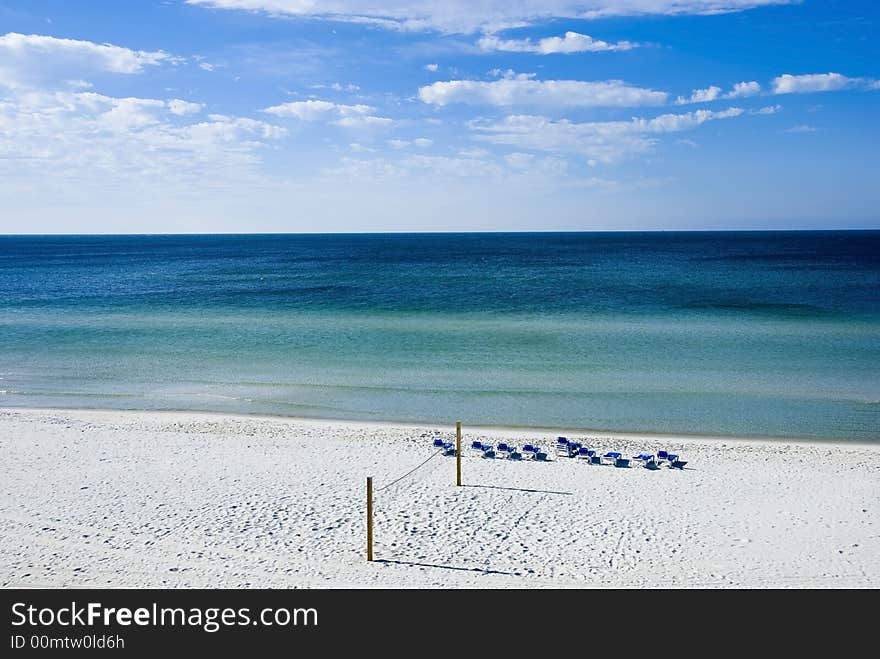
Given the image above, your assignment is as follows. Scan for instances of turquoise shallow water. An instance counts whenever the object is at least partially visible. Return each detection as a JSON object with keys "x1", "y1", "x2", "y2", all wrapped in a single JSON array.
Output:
[{"x1": 1, "y1": 232, "x2": 878, "y2": 440}]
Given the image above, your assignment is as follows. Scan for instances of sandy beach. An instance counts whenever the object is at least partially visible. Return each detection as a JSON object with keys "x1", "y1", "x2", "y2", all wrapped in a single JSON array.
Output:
[{"x1": 1, "y1": 407, "x2": 878, "y2": 588}]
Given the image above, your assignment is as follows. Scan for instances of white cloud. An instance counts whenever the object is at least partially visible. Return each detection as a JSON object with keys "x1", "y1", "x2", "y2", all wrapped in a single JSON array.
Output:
[
  {"x1": 676, "y1": 81, "x2": 762, "y2": 104},
  {"x1": 324, "y1": 148, "x2": 574, "y2": 186},
  {"x1": 457, "y1": 147, "x2": 491, "y2": 159},
  {"x1": 387, "y1": 137, "x2": 435, "y2": 149},
  {"x1": 0, "y1": 88, "x2": 286, "y2": 188},
  {"x1": 335, "y1": 114, "x2": 393, "y2": 127},
  {"x1": 185, "y1": 1, "x2": 797, "y2": 34},
  {"x1": 471, "y1": 107, "x2": 747, "y2": 163},
  {"x1": 419, "y1": 74, "x2": 667, "y2": 108},
  {"x1": 673, "y1": 73, "x2": 880, "y2": 105},
  {"x1": 772, "y1": 72, "x2": 877, "y2": 94},
  {"x1": 262, "y1": 99, "x2": 393, "y2": 126},
  {"x1": 168, "y1": 99, "x2": 205, "y2": 115},
  {"x1": 505, "y1": 152, "x2": 536, "y2": 168},
  {"x1": 478, "y1": 31, "x2": 636, "y2": 54},
  {"x1": 782, "y1": 124, "x2": 816, "y2": 133},
  {"x1": 0, "y1": 32, "x2": 171, "y2": 88},
  {"x1": 405, "y1": 154, "x2": 505, "y2": 177},
  {"x1": 728, "y1": 80, "x2": 761, "y2": 97},
  {"x1": 750, "y1": 104, "x2": 781, "y2": 114},
  {"x1": 675, "y1": 85, "x2": 721, "y2": 104},
  {"x1": 311, "y1": 82, "x2": 361, "y2": 91},
  {"x1": 425, "y1": 63, "x2": 439, "y2": 72}
]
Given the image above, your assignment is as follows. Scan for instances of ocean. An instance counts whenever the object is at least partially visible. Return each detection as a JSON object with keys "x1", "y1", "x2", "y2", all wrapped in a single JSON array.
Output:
[{"x1": 1, "y1": 232, "x2": 878, "y2": 441}]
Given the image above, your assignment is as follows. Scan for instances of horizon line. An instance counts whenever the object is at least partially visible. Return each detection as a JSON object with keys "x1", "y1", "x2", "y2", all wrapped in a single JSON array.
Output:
[{"x1": 2, "y1": 227, "x2": 879, "y2": 237}]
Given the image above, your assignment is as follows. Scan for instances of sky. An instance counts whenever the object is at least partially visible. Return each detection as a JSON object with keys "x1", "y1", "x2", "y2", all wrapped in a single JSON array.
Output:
[{"x1": 0, "y1": 0, "x2": 877, "y2": 233}]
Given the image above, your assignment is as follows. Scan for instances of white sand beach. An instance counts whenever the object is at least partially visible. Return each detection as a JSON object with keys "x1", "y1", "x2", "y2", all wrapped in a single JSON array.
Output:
[{"x1": 1, "y1": 407, "x2": 878, "y2": 588}]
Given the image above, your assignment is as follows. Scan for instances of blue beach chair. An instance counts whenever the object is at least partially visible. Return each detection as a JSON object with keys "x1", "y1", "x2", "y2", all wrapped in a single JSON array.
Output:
[
  {"x1": 555, "y1": 437, "x2": 570, "y2": 457},
  {"x1": 667, "y1": 454, "x2": 687, "y2": 469},
  {"x1": 522, "y1": 444, "x2": 540, "y2": 460},
  {"x1": 602, "y1": 451, "x2": 621, "y2": 465},
  {"x1": 576, "y1": 447, "x2": 596, "y2": 462},
  {"x1": 633, "y1": 453, "x2": 660, "y2": 470}
]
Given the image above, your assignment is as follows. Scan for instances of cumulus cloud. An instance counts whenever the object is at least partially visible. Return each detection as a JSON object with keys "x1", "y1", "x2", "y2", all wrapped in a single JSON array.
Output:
[
  {"x1": 0, "y1": 32, "x2": 172, "y2": 88},
  {"x1": 471, "y1": 107, "x2": 747, "y2": 163},
  {"x1": 262, "y1": 99, "x2": 392, "y2": 126},
  {"x1": 425, "y1": 63, "x2": 439, "y2": 72},
  {"x1": 771, "y1": 72, "x2": 877, "y2": 94},
  {"x1": 168, "y1": 99, "x2": 205, "y2": 115},
  {"x1": 185, "y1": 1, "x2": 796, "y2": 34},
  {"x1": 728, "y1": 80, "x2": 761, "y2": 97},
  {"x1": 419, "y1": 74, "x2": 667, "y2": 108},
  {"x1": 478, "y1": 31, "x2": 636, "y2": 54},
  {"x1": 676, "y1": 81, "x2": 761, "y2": 104},
  {"x1": 675, "y1": 85, "x2": 722, "y2": 105},
  {"x1": 675, "y1": 73, "x2": 879, "y2": 104}
]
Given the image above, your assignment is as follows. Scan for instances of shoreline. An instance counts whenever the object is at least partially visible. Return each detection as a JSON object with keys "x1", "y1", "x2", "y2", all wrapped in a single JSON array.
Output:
[{"x1": 2, "y1": 405, "x2": 876, "y2": 448}]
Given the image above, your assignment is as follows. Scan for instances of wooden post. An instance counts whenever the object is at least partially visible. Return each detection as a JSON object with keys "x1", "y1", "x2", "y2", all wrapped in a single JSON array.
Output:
[
  {"x1": 366, "y1": 476, "x2": 373, "y2": 562},
  {"x1": 456, "y1": 420, "x2": 462, "y2": 487}
]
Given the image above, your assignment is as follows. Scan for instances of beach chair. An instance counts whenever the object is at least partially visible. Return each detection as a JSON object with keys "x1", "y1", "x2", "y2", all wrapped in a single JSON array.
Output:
[
  {"x1": 522, "y1": 444, "x2": 540, "y2": 460},
  {"x1": 657, "y1": 450, "x2": 669, "y2": 462},
  {"x1": 632, "y1": 453, "x2": 654, "y2": 467},
  {"x1": 576, "y1": 447, "x2": 595, "y2": 461},
  {"x1": 441, "y1": 442, "x2": 456, "y2": 457},
  {"x1": 557, "y1": 439, "x2": 579, "y2": 458},
  {"x1": 556, "y1": 437, "x2": 570, "y2": 456},
  {"x1": 480, "y1": 444, "x2": 496, "y2": 459},
  {"x1": 471, "y1": 440, "x2": 485, "y2": 454},
  {"x1": 602, "y1": 451, "x2": 621, "y2": 465},
  {"x1": 432, "y1": 438, "x2": 446, "y2": 448},
  {"x1": 667, "y1": 454, "x2": 687, "y2": 469},
  {"x1": 496, "y1": 442, "x2": 509, "y2": 458}
]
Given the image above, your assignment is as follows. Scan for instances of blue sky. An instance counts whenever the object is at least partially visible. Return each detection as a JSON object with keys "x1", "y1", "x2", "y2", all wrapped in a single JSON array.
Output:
[{"x1": 0, "y1": 0, "x2": 877, "y2": 232}]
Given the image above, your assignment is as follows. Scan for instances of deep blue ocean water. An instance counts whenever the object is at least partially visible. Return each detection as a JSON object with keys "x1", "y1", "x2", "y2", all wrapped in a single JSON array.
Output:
[{"x1": 1, "y1": 232, "x2": 878, "y2": 441}]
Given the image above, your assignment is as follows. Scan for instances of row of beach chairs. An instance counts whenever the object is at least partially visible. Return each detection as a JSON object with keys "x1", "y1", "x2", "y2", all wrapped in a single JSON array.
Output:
[
  {"x1": 555, "y1": 437, "x2": 687, "y2": 469},
  {"x1": 431, "y1": 436, "x2": 687, "y2": 470},
  {"x1": 431, "y1": 438, "x2": 548, "y2": 461}
]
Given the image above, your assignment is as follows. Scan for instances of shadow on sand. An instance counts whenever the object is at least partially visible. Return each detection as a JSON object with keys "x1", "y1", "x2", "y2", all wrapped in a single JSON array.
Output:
[
  {"x1": 462, "y1": 484, "x2": 573, "y2": 496},
  {"x1": 376, "y1": 559, "x2": 520, "y2": 576}
]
